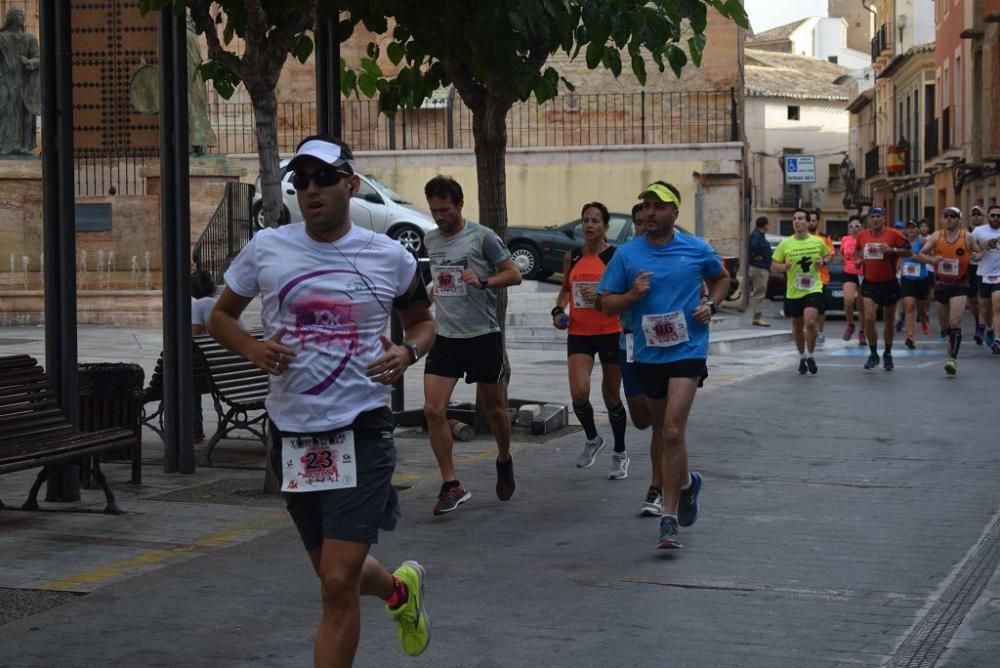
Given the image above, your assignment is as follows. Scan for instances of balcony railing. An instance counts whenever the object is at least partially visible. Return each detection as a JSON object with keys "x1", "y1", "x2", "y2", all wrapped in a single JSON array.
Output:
[
  {"x1": 942, "y1": 107, "x2": 952, "y2": 151},
  {"x1": 925, "y1": 119, "x2": 939, "y2": 160},
  {"x1": 864, "y1": 146, "x2": 881, "y2": 179},
  {"x1": 870, "y1": 22, "x2": 892, "y2": 62}
]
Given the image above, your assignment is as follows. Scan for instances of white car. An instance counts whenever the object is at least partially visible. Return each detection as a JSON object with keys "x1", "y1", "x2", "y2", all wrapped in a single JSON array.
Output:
[{"x1": 251, "y1": 159, "x2": 436, "y2": 255}]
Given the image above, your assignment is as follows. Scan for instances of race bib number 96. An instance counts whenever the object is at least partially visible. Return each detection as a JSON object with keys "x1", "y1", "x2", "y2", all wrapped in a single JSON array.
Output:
[
  {"x1": 641, "y1": 311, "x2": 690, "y2": 348},
  {"x1": 282, "y1": 431, "x2": 357, "y2": 493}
]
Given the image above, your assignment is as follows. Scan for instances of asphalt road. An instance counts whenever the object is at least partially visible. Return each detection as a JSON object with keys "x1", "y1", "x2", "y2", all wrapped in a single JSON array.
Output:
[{"x1": 2, "y1": 322, "x2": 999, "y2": 667}]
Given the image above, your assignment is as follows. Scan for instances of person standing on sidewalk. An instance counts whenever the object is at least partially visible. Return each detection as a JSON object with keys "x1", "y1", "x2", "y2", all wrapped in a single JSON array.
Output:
[
  {"x1": 597, "y1": 181, "x2": 730, "y2": 551},
  {"x1": 551, "y1": 201, "x2": 629, "y2": 479},
  {"x1": 748, "y1": 216, "x2": 772, "y2": 327},
  {"x1": 918, "y1": 206, "x2": 984, "y2": 374},
  {"x1": 855, "y1": 207, "x2": 910, "y2": 371},
  {"x1": 839, "y1": 216, "x2": 864, "y2": 342},
  {"x1": 972, "y1": 204, "x2": 1000, "y2": 353},
  {"x1": 772, "y1": 208, "x2": 831, "y2": 375},
  {"x1": 421, "y1": 175, "x2": 522, "y2": 515},
  {"x1": 208, "y1": 135, "x2": 435, "y2": 664},
  {"x1": 808, "y1": 210, "x2": 835, "y2": 344}
]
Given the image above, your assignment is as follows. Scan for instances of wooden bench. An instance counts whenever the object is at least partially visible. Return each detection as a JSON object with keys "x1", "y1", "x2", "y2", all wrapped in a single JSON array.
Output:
[
  {"x1": 140, "y1": 350, "x2": 212, "y2": 441},
  {"x1": 0, "y1": 355, "x2": 134, "y2": 514},
  {"x1": 193, "y1": 330, "x2": 270, "y2": 464}
]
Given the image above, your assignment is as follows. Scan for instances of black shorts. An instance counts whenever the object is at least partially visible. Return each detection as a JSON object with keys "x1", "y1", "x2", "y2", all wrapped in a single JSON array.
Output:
[
  {"x1": 900, "y1": 276, "x2": 932, "y2": 300},
  {"x1": 842, "y1": 273, "x2": 860, "y2": 285},
  {"x1": 861, "y1": 278, "x2": 900, "y2": 307},
  {"x1": 269, "y1": 407, "x2": 400, "y2": 550},
  {"x1": 784, "y1": 292, "x2": 824, "y2": 318},
  {"x1": 935, "y1": 283, "x2": 970, "y2": 304},
  {"x1": 425, "y1": 332, "x2": 504, "y2": 384},
  {"x1": 979, "y1": 279, "x2": 1000, "y2": 298},
  {"x1": 968, "y1": 271, "x2": 981, "y2": 298},
  {"x1": 634, "y1": 359, "x2": 708, "y2": 400},
  {"x1": 567, "y1": 333, "x2": 620, "y2": 364}
]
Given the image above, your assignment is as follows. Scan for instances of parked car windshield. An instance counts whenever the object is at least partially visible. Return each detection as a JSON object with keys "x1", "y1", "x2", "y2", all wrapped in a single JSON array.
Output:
[{"x1": 365, "y1": 173, "x2": 408, "y2": 204}]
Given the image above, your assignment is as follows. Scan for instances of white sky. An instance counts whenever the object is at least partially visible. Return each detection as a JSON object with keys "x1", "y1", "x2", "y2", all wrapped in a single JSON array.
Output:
[{"x1": 744, "y1": 0, "x2": 829, "y2": 33}]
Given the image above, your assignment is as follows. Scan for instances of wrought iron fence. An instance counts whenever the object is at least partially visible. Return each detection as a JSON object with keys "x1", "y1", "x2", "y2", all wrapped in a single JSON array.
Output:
[
  {"x1": 205, "y1": 88, "x2": 739, "y2": 155},
  {"x1": 74, "y1": 147, "x2": 158, "y2": 197},
  {"x1": 192, "y1": 182, "x2": 256, "y2": 286}
]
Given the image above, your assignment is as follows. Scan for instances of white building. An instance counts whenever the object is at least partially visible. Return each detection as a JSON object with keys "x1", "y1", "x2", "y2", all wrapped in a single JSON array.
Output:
[
  {"x1": 745, "y1": 50, "x2": 855, "y2": 238},
  {"x1": 748, "y1": 17, "x2": 872, "y2": 71}
]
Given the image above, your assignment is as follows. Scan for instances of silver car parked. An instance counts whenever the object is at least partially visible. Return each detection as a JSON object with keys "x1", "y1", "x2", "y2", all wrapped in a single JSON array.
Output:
[{"x1": 252, "y1": 159, "x2": 436, "y2": 255}]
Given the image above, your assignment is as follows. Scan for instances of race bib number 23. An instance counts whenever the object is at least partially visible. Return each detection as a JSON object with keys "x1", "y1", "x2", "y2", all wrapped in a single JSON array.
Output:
[{"x1": 282, "y1": 431, "x2": 357, "y2": 493}]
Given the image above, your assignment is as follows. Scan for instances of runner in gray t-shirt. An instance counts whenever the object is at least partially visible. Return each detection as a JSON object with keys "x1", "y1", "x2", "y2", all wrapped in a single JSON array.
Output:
[{"x1": 421, "y1": 176, "x2": 523, "y2": 516}]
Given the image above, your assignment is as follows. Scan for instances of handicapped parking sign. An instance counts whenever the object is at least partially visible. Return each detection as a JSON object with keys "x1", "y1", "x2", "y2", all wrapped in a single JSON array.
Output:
[{"x1": 784, "y1": 155, "x2": 816, "y2": 184}]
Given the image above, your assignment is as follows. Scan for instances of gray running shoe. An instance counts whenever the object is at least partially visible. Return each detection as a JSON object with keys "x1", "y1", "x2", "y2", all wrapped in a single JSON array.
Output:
[
  {"x1": 608, "y1": 450, "x2": 630, "y2": 480},
  {"x1": 640, "y1": 488, "x2": 664, "y2": 517},
  {"x1": 575, "y1": 436, "x2": 605, "y2": 468}
]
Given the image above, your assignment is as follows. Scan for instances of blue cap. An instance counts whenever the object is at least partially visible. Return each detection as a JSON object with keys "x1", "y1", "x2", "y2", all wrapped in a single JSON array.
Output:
[
  {"x1": 894, "y1": 221, "x2": 905, "y2": 229},
  {"x1": 869, "y1": 207, "x2": 886, "y2": 216}
]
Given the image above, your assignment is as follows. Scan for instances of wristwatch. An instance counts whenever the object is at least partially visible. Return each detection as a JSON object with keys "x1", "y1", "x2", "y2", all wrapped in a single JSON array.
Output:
[
  {"x1": 705, "y1": 300, "x2": 719, "y2": 315},
  {"x1": 477, "y1": 276, "x2": 490, "y2": 289},
  {"x1": 551, "y1": 306, "x2": 565, "y2": 316},
  {"x1": 403, "y1": 342, "x2": 421, "y2": 365}
]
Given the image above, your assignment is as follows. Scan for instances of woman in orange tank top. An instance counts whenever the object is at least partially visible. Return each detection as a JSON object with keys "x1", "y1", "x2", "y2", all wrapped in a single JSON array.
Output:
[
  {"x1": 550, "y1": 202, "x2": 630, "y2": 478},
  {"x1": 916, "y1": 206, "x2": 983, "y2": 374}
]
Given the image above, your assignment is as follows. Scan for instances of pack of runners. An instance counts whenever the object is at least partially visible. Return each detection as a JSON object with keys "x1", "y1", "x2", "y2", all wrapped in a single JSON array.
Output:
[{"x1": 206, "y1": 133, "x2": 996, "y2": 665}]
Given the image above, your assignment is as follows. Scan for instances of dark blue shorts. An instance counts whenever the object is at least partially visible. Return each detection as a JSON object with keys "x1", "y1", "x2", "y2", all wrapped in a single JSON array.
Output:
[
  {"x1": 619, "y1": 355, "x2": 643, "y2": 398},
  {"x1": 269, "y1": 407, "x2": 400, "y2": 549}
]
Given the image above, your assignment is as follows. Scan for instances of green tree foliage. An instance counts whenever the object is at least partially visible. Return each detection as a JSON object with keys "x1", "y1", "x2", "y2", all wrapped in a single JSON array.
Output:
[
  {"x1": 140, "y1": 0, "x2": 319, "y2": 228},
  {"x1": 336, "y1": 0, "x2": 748, "y2": 242}
]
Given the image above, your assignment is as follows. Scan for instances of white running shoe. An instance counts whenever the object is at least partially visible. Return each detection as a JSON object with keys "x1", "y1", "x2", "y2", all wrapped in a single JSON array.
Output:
[
  {"x1": 575, "y1": 436, "x2": 605, "y2": 468},
  {"x1": 640, "y1": 489, "x2": 664, "y2": 517},
  {"x1": 608, "y1": 451, "x2": 630, "y2": 479}
]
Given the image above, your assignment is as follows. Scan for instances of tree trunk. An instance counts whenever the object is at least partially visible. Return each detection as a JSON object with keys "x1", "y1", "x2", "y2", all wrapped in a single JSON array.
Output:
[
  {"x1": 471, "y1": 100, "x2": 513, "y2": 428},
  {"x1": 249, "y1": 86, "x2": 282, "y2": 494},
  {"x1": 252, "y1": 88, "x2": 284, "y2": 229}
]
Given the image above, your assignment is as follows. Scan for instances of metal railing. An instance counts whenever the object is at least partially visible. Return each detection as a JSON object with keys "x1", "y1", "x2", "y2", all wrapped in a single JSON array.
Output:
[
  {"x1": 205, "y1": 89, "x2": 739, "y2": 155},
  {"x1": 870, "y1": 22, "x2": 892, "y2": 62},
  {"x1": 864, "y1": 146, "x2": 881, "y2": 179},
  {"x1": 942, "y1": 107, "x2": 953, "y2": 151},
  {"x1": 924, "y1": 119, "x2": 939, "y2": 160},
  {"x1": 74, "y1": 147, "x2": 158, "y2": 197},
  {"x1": 192, "y1": 182, "x2": 256, "y2": 286}
]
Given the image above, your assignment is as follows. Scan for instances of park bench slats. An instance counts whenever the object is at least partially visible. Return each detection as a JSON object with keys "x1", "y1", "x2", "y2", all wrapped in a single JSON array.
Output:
[
  {"x1": 193, "y1": 330, "x2": 270, "y2": 464},
  {"x1": 0, "y1": 355, "x2": 131, "y2": 513}
]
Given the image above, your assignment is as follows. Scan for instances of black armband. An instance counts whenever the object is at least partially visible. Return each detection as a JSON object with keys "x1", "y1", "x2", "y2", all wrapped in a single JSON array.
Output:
[{"x1": 393, "y1": 277, "x2": 431, "y2": 310}]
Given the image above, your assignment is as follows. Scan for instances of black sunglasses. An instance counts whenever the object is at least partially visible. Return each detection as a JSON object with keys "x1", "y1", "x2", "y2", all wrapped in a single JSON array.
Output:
[
  {"x1": 943, "y1": 212, "x2": 961, "y2": 219},
  {"x1": 291, "y1": 167, "x2": 352, "y2": 191}
]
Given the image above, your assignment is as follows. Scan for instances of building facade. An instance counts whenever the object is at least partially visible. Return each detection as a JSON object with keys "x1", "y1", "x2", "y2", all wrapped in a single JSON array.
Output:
[{"x1": 745, "y1": 50, "x2": 853, "y2": 237}]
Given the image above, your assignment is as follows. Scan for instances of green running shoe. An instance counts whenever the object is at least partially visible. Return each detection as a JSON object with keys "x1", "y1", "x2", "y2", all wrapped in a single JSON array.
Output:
[
  {"x1": 388, "y1": 560, "x2": 431, "y2": 656},
  {"x1": 944, "y1": 358, "x2": 957, "y2": 376}
]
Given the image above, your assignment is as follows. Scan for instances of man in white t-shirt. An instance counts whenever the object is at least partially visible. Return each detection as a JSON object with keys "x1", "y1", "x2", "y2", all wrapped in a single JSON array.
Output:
[
  {"x1": 973, "y1": 204, "x2": 1000, "y2": 354},
  {"x1": 208, "y1": 136, "x2": 436, "y2": 663}
]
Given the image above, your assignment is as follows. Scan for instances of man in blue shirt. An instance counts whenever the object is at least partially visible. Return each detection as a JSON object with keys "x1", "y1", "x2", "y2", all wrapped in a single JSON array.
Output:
[{"x1": 597, "y1": 182, "x2": 730, "y2": 550}]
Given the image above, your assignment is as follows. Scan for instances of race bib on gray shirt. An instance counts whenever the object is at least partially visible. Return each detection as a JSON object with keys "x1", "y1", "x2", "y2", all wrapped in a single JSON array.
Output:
[{"x1": 424, "y1": 221, "x2": 512, "y2": 338}]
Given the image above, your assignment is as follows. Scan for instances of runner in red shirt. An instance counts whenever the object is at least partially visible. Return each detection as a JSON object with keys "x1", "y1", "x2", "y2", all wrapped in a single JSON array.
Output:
[{"x1": 854, "y1": 207, "x2": 911, "y2": 371}]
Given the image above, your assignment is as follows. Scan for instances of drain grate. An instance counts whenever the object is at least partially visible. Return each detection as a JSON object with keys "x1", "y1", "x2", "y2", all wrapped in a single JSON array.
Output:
[{"x1": 890, "y1": 513, "x2": 1000, "y2": 667}]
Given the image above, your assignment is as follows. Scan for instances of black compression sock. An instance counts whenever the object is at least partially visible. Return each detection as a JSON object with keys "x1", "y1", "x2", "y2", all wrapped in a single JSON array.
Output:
[
  {"x1": 607, "y1": 402, "x2": 627, "y2": 453},
  {"x1": 572, "y1": 400, "x2": 598, "y2": 440},
  {"x1": 949, "y1": 328, "x2": 962, "y2": 358},
  {"x1": 884, "y1": 344, "x2": 892, "y2": 354},
  {"x1": 869, "y1": 344, "x2": 878, "y2": 357}
]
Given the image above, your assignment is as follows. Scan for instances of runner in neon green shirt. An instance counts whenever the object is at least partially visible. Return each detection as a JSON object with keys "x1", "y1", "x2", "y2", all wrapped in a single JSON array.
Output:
[{"x1": 771, "y1": 208, "x2": 832, "y2": 374}]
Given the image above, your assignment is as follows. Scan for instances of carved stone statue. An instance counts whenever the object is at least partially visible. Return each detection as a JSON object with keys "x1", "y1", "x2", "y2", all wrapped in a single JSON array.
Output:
[
  {"x1": 126, "y1": 14, "x2": 218, "y2": 155},
  {"x1": 0, "y1": 8, "x2": 40, "y2": 155},
  {"x1": 186, "y1": 15, "x2": 217, "y2": 155}
]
